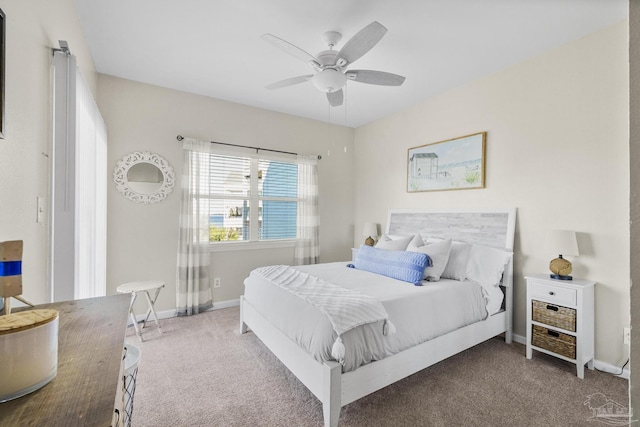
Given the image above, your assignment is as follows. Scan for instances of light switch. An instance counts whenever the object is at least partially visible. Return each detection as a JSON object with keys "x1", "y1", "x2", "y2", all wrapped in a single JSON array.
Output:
[{"x1": 36, "y1": 197, "x2": 45, "y2": 223}]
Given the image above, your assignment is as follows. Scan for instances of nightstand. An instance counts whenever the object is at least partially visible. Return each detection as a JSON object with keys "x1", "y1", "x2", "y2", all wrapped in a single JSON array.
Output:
[
  {"x1": 351, "y1": 247, "x2": 359, "y2": 261},
  {"x1": 525, "y1": 274, "x2": 595, "y2": 379}
]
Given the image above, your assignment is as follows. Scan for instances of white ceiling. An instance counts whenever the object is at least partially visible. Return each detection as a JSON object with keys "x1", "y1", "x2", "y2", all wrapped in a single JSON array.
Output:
[{"x1": 74, "y1": 0, "x2": 627, "y2": 128}]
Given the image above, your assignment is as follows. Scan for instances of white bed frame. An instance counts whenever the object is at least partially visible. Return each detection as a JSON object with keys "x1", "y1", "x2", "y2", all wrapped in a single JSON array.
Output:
[{"x1": 240, "y1": 208, "x2": 516, "y2": 427}]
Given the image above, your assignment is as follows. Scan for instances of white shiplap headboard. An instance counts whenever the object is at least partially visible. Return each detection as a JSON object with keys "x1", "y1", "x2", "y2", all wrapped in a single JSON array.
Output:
[{"x1": 386, "y1": 208, "x2": 516, "y2": 250}]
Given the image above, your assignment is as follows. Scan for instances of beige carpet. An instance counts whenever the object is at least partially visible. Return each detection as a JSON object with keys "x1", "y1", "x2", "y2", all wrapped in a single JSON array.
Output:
[{"x1": 126, "y1": 307, "x2": 628, "y2": 426}]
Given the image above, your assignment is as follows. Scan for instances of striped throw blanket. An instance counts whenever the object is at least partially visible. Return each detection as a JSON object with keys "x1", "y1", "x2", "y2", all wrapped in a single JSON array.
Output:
[{"x1": 250, "y1": 265, "x2": 396, "y2": 364}]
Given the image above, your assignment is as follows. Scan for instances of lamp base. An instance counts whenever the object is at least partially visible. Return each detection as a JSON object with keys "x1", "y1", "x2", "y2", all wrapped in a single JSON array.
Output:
[
  {"x1": 364, "y1": 236, "x2": 375, "y2": 246},
  {"x1": 549, "y1": 255, "x2": 572, "y2": 281},
  {"x1": 550, "y1": 274, "x2": 573, "y2": 281}
]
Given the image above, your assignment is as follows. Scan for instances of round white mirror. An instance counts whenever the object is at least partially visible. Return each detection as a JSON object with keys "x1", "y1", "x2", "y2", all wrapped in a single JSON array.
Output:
[
  {"x1": 113, "y1": 151, "x2": 175, "y2": 204},
  {"x1": 126, "y1": 162, "x2": 164, "y2": 194}
]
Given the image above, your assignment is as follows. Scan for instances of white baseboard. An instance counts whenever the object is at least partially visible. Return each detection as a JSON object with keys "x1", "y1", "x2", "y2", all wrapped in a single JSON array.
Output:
[
  {"x1": 210, "y1": 298, "x2": 241, "y2": 311},
  {"x1": 512, "y1": 332, "x2": 526, "y2": 345},
  {"x1": 593, "y1": 360, "x2": 630, "y2": 380},
  {"x1": 512, "y1": 333, "x2": 629, "y2": 380},
  {"x1": 131, "y1": 298, "x2": 240, "y2": 323}
]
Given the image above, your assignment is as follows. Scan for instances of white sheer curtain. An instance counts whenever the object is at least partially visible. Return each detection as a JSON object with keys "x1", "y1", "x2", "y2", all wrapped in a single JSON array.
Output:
[
  {"x1": 75, "y1": 66, "x2": 107, "y2": 300},
  {"x1": 176, "y1": 139, "x2": 213, "y2": 316},
  {"x1": 51, "y1": 50, "x2": 107, "y2": 301},
  {"x1": 294, "y1": 155, "x2": 319, "y2": 265}
]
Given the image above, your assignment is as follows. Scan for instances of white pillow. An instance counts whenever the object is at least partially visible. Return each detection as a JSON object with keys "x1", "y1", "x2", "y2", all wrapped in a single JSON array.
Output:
[
  {"x1": 465, "y1": 244, "x2": 513, "y2": 288},
  {"x1": 375, "y1": 234, "x2": 413, "y2": 251},
  {"x1": 484, "y1": 284, "x2": 504, "y2": 315},
  {"x1": 407, "y1": 238, "x2": 452, "y2": 281},
  {"x1": 439, "y1": 241, "x2": 472, "y2": 281},
  {"x1": 409, "y1": 234, "x2": 424, "y2": 248}
]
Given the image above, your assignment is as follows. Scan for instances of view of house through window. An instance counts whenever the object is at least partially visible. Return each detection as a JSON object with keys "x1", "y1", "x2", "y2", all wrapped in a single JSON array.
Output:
[{"x1": 205, "y1": 152, "x2": 299, "y2": 243}]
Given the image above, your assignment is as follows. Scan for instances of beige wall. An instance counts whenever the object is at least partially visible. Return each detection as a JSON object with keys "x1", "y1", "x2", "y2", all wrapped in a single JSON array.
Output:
[
  {"x1": 97, "y1": 74, "x2": 354, "y2": 314},
  {"x1": 353, "y1": 22, "x2": 629, "y2": 367},
  {"x1": 630, "y1": 0, "x2": 639, "y2": 415},
  {"x1": 0, "y1": 0, "x2": 96, "y2": 304}
]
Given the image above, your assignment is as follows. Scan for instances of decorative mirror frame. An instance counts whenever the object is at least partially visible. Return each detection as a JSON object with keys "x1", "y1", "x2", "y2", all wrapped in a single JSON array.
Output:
[{"x1": 113, "y1": 151, "x2": 176, "y2": 204}]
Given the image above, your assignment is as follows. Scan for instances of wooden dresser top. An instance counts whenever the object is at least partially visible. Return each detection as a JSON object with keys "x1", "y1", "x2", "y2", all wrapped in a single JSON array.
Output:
[{"x1": 2, "y1": 294, "x2": 130, "y2": 427}]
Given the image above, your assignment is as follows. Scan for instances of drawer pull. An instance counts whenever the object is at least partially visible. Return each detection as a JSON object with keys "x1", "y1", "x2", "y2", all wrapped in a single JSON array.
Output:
[
  {"x1": 549, "y1": 291, "x2": 555, "y2": 296},
  {"x1": 546, "y1": 305, "x2": 559, "y2": 312},
  {"x1": 547, "y1": 330, "x2": 560, "y2": 338}
]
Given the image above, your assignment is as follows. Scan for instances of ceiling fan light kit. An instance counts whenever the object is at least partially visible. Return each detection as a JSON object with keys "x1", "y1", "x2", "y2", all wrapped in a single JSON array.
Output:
[
  {"x1": 262, "y1": 21, "x2": 406, "y2": 107},
  {"x1": 312, "y1": 69, "x2": 347, "y2": 93}
]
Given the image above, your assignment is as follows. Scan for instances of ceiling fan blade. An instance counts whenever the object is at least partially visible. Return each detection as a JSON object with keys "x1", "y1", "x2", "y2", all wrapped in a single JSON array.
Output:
[
  {"x1": 326, "y1": 90, "x2": 344, "y2": 107},
  {"x1": 265, "y1": 75, "x2": 314, "y2": 90},
  {"x1": 261, "y1": 33, "x2": 319, "y2": 65},
  {"x1": 345, "y1": 70, "x2": 406, "y2": 86},
  {"x1": 335, "y1": 21, "x2": 387, "y2": 67}
]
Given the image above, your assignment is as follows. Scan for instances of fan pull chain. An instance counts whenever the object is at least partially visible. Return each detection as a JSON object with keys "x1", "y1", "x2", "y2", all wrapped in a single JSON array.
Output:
[
  {"x1": 327, "y1": 101, "x2": 332, "y2": 149},
  {"x1": 343, "y1": 85, "x2": 348, "y2": 127}
]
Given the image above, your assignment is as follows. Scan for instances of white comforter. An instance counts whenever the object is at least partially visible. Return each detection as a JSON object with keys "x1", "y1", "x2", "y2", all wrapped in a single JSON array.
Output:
[{"x1": 243, "y1": 262, "x2": 489, "y2": 372}]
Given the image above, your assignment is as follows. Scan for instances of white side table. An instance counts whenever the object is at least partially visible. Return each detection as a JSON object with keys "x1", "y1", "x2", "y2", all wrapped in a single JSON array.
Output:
[
  {"x1": 525, "y1": 274, "x2": 595, "y2": 378},
  {"x1": 117, "y1": 281, "x2": 165, "y2": 342}
]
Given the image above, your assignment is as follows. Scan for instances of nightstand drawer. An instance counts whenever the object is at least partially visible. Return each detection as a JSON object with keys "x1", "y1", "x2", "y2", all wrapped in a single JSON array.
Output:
[
  {"x1": 532, "y1": 300, "x2": 576, "y2": 332},
  {"x1": 528, "y1": 281, "x2": 576, "y2": 306},
  {"x1": 532, "y1": 325, "x2": 576, "y2": 359}
]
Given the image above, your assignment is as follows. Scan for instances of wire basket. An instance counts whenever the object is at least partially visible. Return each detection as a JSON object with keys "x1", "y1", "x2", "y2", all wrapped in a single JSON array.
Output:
[{"x1": 122, "y1": 344, "x2": 141, "y2": 427}]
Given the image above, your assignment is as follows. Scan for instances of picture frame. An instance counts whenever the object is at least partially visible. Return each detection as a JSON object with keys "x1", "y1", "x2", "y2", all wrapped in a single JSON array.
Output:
[
  {"x1": 407, "y1": 132, "x2": 486, "y2": 192},
  {"x1": 0, "y1": 8, "x2": 5, "y2": 139}
]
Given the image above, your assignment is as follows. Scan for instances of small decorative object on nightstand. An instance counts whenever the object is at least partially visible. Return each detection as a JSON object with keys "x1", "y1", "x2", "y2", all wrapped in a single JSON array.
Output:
[
  {"x1": 363, "y1": 222, "x2": 379, "y2": 246},
  {"x1": 546, "y1": 229, "x2": 579, "y2": 280},
  {"x1": 525, "y1": 274, "x2": 595, "y2": 379}
]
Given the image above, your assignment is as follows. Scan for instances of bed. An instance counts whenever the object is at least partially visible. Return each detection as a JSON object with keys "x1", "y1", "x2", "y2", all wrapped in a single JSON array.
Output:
[{"x1": 240, "y1": 208, "x2": 516, "y2": 426}]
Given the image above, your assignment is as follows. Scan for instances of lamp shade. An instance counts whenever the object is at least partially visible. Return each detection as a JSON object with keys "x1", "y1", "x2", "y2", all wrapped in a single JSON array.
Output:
[
  {"x1": 546, "y1": 230, "x2": 579, "y2": 256},
  {"x1": 363, "y1": 222, "x2": 379, "y2": 238}
]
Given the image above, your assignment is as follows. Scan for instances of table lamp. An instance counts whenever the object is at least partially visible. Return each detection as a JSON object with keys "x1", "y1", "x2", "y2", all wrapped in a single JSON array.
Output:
[
  {"x1": 363, "y1": 222, "x2": 379, "y2": 246},
  {"x1": 546, "y1": 230, "x2": 579, "y2": 280}
]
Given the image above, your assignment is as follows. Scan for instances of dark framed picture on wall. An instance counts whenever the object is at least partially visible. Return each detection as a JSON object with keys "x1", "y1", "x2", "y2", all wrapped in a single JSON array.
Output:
[{"x1": 0, "y1": 8, "x2": 5, "y2": 139}]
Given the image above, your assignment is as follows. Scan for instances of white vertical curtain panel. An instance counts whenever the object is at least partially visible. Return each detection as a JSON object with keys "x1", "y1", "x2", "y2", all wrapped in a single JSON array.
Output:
[
  {"x1": 75, "y1": 67, "x2": 107, "y2": 300},
  {"x1": 176, "y1": 139, "x2": 214, "y2": 316},
  {"x1": 52, "y1": 50, "x2": 107, "y2": 301},
  {"x1": 294, "y1": 155, "x2": 320, "y2": 265}
]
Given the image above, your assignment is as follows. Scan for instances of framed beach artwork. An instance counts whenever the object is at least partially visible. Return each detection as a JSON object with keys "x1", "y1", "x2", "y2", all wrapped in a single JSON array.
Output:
[{"x1": 407, "y1": 132, "x2": 486, "y2": 192}]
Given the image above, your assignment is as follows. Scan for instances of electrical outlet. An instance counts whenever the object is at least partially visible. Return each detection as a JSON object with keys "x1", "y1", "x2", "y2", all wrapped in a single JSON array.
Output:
[
  {"x1": 624, "y1": 327, "x2": 631, "y2": 345},
  {"x1": 213, "y1": 277, "x2": 221, "y2": 288}
]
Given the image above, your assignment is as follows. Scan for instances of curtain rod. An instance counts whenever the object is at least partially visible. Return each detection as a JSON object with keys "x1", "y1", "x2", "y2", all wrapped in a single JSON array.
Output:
[{"x1": 176, "y1": 135, "x2": 321, "y2": 160}]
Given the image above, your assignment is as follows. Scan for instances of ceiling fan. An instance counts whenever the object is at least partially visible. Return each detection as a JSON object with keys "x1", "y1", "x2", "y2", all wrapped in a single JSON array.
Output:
[{"x1": 261, "y1": 21, "x2": 406, "y2": 107}]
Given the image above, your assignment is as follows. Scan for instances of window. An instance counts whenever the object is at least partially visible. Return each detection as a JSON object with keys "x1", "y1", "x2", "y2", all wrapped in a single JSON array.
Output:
[{"x1": 202, "y1": 151, "x2": 300, "y2": 244}]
